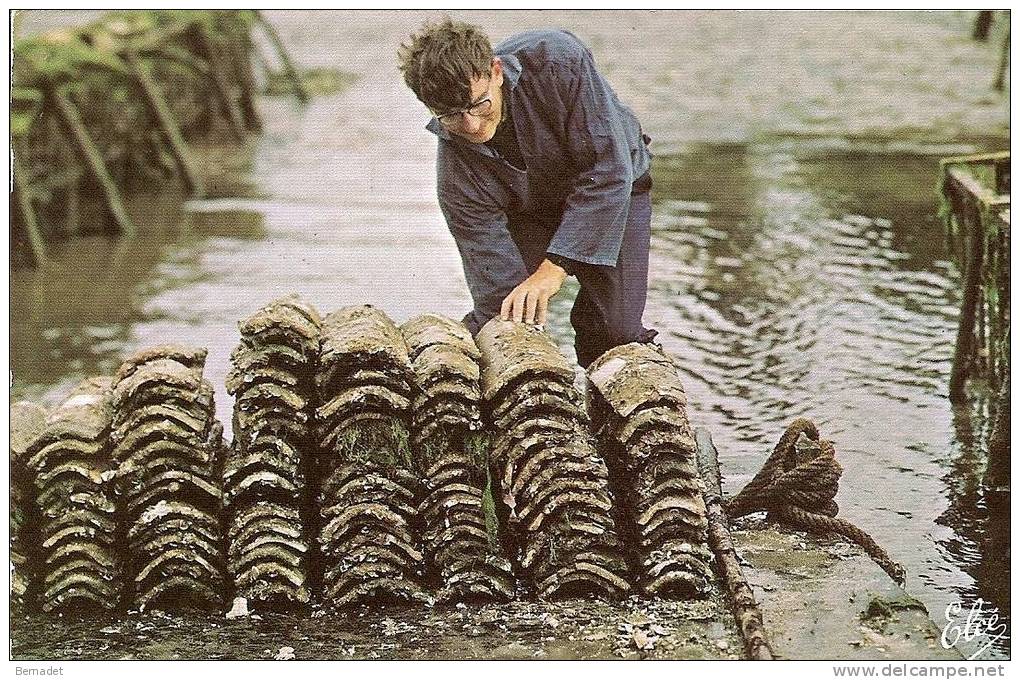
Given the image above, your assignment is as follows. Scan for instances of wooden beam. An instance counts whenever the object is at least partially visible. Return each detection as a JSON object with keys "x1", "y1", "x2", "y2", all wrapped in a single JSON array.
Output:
[
  {"x1": 940, "y1": 151, "x2": 1011, "y2": 168},
  {"x1": 945, "y1": 166, "x2": 1003, "y2": 206},
  {"x1": 48, "y1": 86, "x2": 136, "y2": 238},
  {"x1": 125, "y1": 50, "x2": 205, "y2": 198},
  {"x1": 695, "y1": 428, "x2": 775, "y2": 661}
]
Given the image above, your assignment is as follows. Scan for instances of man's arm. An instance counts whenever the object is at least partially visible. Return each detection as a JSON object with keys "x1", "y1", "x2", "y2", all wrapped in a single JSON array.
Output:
[
  {"x1": 548, "y1": 36, "x2": 636, "y2": 267},
  {"x1": 439, "y1": 182, "x2": 531, "y2": 334}
]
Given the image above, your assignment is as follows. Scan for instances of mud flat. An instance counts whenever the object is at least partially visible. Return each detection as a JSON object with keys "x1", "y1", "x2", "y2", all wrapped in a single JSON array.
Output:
[
  {"x1": 734, "y1": 520, "x2": 959, "y2": 661},
  {"x1": 9, "y1": 530, "x2": 953, "y2": 660}
]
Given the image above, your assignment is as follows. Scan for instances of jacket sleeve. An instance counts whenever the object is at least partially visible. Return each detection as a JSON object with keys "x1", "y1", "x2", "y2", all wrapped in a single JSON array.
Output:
[
  {"x1": 546, "y1": 43, "x2": 635, "y2": 269},
  {"x1": 437, "y1": 151, "x2": 529, "y2": 335}
]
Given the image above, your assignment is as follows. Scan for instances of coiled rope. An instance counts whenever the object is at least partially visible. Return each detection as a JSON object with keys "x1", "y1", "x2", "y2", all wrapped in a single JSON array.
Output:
[{"x1": 725, "y1": 418, "x2": 906, "y2": 585}]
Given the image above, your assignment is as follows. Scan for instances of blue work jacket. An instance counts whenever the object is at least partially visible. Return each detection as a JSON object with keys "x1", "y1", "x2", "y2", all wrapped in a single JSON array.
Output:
[{"x1": 426, "y1": 29, "x2": 652, "y2": 334}]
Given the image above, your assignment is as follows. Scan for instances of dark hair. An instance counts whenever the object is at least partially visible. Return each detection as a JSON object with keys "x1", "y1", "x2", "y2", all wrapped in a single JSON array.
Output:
[{"x1": 397, "y1": 18, "x2": 493, "y2": 111}]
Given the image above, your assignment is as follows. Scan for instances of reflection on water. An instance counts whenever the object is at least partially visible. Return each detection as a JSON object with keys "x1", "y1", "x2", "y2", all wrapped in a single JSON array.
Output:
[
  {"x1": 10, "y1": 9, "x2": 1010, "y2": 659},
  {"x1": 644, "y1": 143, "x2": 1008, "y2": 657}
]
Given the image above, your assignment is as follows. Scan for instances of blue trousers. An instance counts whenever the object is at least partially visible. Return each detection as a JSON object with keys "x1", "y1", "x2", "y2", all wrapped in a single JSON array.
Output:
[{"x1": 509, "y1": 188, "x2": 658, "y2": 367}]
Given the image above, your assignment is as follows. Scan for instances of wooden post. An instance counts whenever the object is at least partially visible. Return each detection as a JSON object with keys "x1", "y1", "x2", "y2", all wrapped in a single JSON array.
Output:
[
  {"x1": 993, "y1": 157, "x2": 1010, "y2": 195},
  {"x1": 193, "y1": 22, "x2": 247, "y2": 142},
  {"x1": 987, "y1": 289, "x2": 998, "y2": 388},
  {"x1": 222, "y1": 13, "x2": 262, "y2": 132},
  {"x1": 48, "y1": 86, "x2": 136, "y2": 238},
  {"x1": 12, "y1": 155, "x2": 46, "y2": 266},
  {"x1": 695, "y1": 428, "x2": 775, "y2": 661},
  {"x1": 255, "y1": 11, "x2": 309, "y2": 103},
  {"x1": 994, "y1": 213, "x2": 1010, "y2": 386},
  {"x1": 948, "y1": 199, "x2": 985, "y2": 402},
  {"x1": 984, "y1": 372, "x2": 1010, "y2": 491},
  {"x1": 124, "y1": 51, "x2": 205, "y2": 198},
  {"x1": 973, "y1": 11, "x2": 994, "y2": 41},
  {"x1": 993, "y1": 28, "x2": 1009, "y2": 92}
]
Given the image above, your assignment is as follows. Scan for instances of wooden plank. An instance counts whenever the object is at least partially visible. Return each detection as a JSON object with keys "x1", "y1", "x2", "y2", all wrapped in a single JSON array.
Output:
[
  {"x1": 125, "y1": 51, "x2": 205, "y2": 198},
  {"x1": 695, "y1": 428, "x2": 775, "y2": 661},
  {"x1": 946, "y1": 166, "x2": 999, "y2": 205},
  {"x1": 48, "y1": 87, "x2": 136, "y2": 238},
  {"x1": 940, "y1": 150, "x2": 1011, "y2": 165},
  {"x1": 12, "y1": 154, "x2": 47, "y2": 266}
]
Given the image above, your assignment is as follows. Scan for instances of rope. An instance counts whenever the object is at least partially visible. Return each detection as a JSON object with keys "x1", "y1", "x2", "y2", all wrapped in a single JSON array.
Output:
[{"x1": 725, "y1": 418, "x2": 906, "y2": 585}]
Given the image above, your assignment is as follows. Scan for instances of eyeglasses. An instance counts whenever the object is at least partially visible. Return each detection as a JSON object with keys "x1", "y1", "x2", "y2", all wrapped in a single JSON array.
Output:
[{"x1": 435, "y1": 79, "x2": 494, "y2": 128}]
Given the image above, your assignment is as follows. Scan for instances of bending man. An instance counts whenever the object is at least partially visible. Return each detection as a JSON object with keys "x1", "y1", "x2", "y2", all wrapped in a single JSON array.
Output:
[{"x1": 398, "y1": 19, "x2": 657, "y2": 366}]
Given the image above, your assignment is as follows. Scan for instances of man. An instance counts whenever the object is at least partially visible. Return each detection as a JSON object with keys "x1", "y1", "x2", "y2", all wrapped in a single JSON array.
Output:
[{"x1": 398, "y1": 19, "x2": 657, "y2": 367}]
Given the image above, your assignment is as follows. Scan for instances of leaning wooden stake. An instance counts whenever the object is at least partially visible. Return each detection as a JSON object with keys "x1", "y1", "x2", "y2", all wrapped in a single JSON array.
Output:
[
  {"x1": 12, "y1": 155, "x2": 47, "y2": 266},
  {"x1": 255, "y1": 11, "x2": 309, "y2": 103},
  {"x1": 695, "y1": 427, "x2": 775, "y2": 661},
  {"x1": 48, "y1": 87, "x2": 136, "y2": 238},
  {"x1": 948, "y1": 198, "x2": 985, "y2": 402},
  {"x1": 193, "y1": 22, "x2": 247, "y2": 143},
  {"x1": 125, "y1": 51, "x2": 205, "y2": 198},
  {"x1": 223, "y1": 16, "x2": 263, "y2": 132}
]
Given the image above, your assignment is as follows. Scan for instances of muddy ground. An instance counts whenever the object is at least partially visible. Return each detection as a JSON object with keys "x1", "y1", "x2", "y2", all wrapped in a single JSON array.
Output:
[{"x1": 10, "y1": 518, "x2": 957, "y2": 661}]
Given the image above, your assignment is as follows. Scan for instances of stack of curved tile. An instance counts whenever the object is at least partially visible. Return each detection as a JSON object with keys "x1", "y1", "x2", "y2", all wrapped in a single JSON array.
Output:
[
  {"x1": 476, "y1": 319, "x2": 630, "y2": 600},
  {"x1": 111, "y1": 345, "x2": 225, "y2": 611},
  {"x1": 225, "y1": 296, "x2": 321, "y2": 608},
  {"x1": 315, "y1": 305, "x2": 427, "y2": 608},
  {"x1": 11, "y1": 401, "x2": 47, "y2": 610},
  {"x1": 400, "y1": 313, "x2": 515, "y2": 603},
  {"x1": 586, "y1": 342, "x2": 713, "y2": 598},
  {"x1": 25, "y1": 378, "x2": 121, "y2": 612}
]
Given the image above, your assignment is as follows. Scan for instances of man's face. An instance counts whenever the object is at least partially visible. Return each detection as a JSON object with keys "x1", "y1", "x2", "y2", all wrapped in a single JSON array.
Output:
[{"x1": 434, "y1": 58, "x2": 503, "y2": 144}]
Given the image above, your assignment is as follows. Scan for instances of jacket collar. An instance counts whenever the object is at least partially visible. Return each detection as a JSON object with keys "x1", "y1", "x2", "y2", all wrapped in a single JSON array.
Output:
[{"x1": 424, "y1": 53, "x2": 522, "y2": 141}]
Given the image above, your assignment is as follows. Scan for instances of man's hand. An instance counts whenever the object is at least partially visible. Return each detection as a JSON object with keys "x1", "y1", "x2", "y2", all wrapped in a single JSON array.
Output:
[{"x1": 501, "y1": 258, "x2": 567, "y2": 325}]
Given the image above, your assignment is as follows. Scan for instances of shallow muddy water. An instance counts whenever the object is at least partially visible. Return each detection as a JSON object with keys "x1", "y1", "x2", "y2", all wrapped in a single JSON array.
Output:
[{"x1": 10, "y1": 10, "x2": 1010, "y2": 658}]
